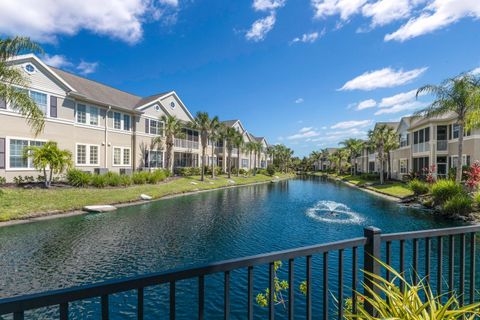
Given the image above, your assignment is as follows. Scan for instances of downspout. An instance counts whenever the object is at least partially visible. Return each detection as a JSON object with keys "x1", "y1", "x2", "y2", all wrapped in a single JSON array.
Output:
[{"x1": 105, "y1": 106, "x2": 111, "y2": 169}]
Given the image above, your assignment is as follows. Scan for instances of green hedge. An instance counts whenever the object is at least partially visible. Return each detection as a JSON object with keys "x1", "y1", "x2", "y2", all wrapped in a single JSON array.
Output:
[
  {"x1": 66, "y1": 169, "x2": 170, "y2": 188},
  {"x1": 407, "y1": 179, "x2": 429, "y2": 196},
  {"x1": 431, "y1": 179, "x2": 464, "y2": 205}
]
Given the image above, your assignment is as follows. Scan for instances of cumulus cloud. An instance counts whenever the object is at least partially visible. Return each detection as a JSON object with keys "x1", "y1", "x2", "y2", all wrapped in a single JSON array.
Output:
[
  {"x1": 378, "y1": 89, "x2": 425, "y2": 107},
  {"x1": 253, "y1": 0, "x2": 286, "y2": 11},
  {"x1": 471, "y1": 67, "x2": 480, "y2": 76},
  {"x1": 362, "y1": 0, "x2": 414, "y2": 27},
  {"x1": 356, "y1": 99, "x2": 377, "y2": 110},
  {"x1": 385, "y1": 0, "x2": 480, "y2": 42},
  {"x1": 331, "y1": 119, "x2": 372, "y2": 129},
  {"x1": 323, "y1": 127, "x2": 369, "y2": 143},
  {"x1": 246, "y1": 12, "x2": 276, "y2": 41},
  {"x1": 295, "y1": 98, "x2": 305, "y2": 104},
  {"x1": 77, "y1": 61, "x2": 99, "y2": 75},
  {"x1": 339, "y1": 67, "x2": 427, "y2": 91},
  {"x1": 42, "y1": 54, "x2": 73, "y2": 68},
  {"x1": 287, "y1": 127, "x2": 320, "y2": 140},
  {"x1": 311, "y1": 0, "x2": 367, "y2": 20},
  {"x1": 291, "y1": 30, "x2": 324, "y2": 44},
  {"x1": 0, "y1": 0, "x2": 179, "y2": 44},
  {"x1": 374, "y1": 101, "x2": 427, "y2": 115}
]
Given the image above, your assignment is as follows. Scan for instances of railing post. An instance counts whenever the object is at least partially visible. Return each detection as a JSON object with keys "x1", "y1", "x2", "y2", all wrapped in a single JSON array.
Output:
[{"x1": 363, "y1": 226, "x2": 381, "y2": 316}]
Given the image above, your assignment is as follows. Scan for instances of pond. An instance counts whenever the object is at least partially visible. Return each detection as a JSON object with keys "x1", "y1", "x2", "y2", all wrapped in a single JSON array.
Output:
[{"x1": 0, "y1": 176, "x2": 465, "y2": 318}]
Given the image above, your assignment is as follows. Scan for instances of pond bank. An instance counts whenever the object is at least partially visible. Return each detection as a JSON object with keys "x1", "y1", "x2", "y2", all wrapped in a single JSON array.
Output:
[{"x1": 0, "y1": 173, "x2": 295, "y2": 225}]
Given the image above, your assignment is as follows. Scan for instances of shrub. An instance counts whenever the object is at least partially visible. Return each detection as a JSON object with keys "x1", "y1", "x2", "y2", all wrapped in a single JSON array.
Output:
[
  {"x1": 0, "y1": 176, "x2": 6, "y2": 185},
  {"x1": 36, "y1": 175, "x2": 45, "y2": 183},
  {"x1": 91, "y1": 174, "x2": 108, "y2": 188},
  {"x1": 105, "y1": 172, "x2": 122, "y2": 187},
  {"x1": 119, "y1": 174, "x2": 132, "y2": 187},
  {"x1": 431, "y1": 179, "x2": 464, "y2": 205},
  {"x1": 147, "y1": 170, "x2": 166, "y2": 184},
  {"x1": 13, "y1": 176, "x2": 24, "y2": 185},
  {"x1": 465, "y1": 161, "x2": 480, "y2": 190},
  {"x1": 474, "y1": 192, "x2": 480, "y2": 206},
  {"x1": 407, "y1": 179, "x2": 430, "y2": 196},
  {"x1": 132, "y1": 171, "x2": 149, "y2": 184},
  {"x1": 266, "y1": 165, "x2": 275, "y2": 176},
  {"x1": 66, "y1": 169, "x2": 91, "y2": 187},
  {"x1": 441, "y1": 194, "x2": 473, "y2": 216},
  {"x1": 359, "y1": 173, "x2": 379, "y2": 181},
  {"x1": 176, "y1": 167, "x2": 201, "y2": 176},
  {"x1": 24, "y1": 176, "x2": 35, "y2": 183}
]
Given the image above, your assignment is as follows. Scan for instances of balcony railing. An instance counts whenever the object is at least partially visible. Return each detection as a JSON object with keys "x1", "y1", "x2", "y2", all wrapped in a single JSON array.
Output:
[
  {"x1": 0, "y1": 225, "x2": 479, "y2": 319},
  {"x1": 413, "y1": 142, "x2": 430, "y2": 153},
  {"x1": 174, "y1": 138, "x2": 199, "y2": 149},
  {"x1": 437, "y1": 140, "x2": 448, "y2": 151}
]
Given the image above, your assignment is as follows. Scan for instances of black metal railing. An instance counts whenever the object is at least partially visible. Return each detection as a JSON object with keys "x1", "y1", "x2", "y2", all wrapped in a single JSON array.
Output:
[{"x1": 0, "y1": 225, "x2": 479, "y2": 319}]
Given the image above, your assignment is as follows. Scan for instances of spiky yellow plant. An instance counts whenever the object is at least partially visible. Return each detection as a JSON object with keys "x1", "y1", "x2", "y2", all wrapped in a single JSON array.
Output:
[{"x1": 345, "y1": 260, "x2": 480, "y2": 319}]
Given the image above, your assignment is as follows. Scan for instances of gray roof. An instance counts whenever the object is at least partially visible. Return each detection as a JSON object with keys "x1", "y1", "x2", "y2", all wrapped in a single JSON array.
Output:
[
  {"x1": 51, "y1": 67, "x2": 142, "y2": 111},
  {"x1": 135, "y1": 91, "x2": 173, "y2": 108},
  {"x1": 222, "y1": 120, "x2": 239, "y2": 127}
]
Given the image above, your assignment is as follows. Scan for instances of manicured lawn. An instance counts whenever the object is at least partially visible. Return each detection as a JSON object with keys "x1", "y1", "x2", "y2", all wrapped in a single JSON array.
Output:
[{"x1": 0, "y1": 173, "x2": 294, "y2": 222}]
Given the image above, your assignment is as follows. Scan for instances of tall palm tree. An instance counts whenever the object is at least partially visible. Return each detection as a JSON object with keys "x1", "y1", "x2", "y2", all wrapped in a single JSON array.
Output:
[
  {"x1": 251, "y1": 141, "x2": 262, "y2": 176},
  {"x1": 245, "y1": 142, "x2": 255, "y2": 171},
  {"x1": 0, "y1": 36, "x2": 45, "y2": 135},
  {"x1": 368, "y1": 124, "x2": 393, "y2": 185},
  {"x1": 266, "y1": 145, "x2": 275, "y2": 167},
  {"x1": 384, "y1": 129, "x2": 399, "y2": 180},
  {"x1": 159, "y1": 115, "x2": 185, "y2": 173},
  {"x1": 233, "y1": 132, "x2": 245, "y2": 177},
  {"x1": 208, "y1": 117, "x2": 222, "y2": 179},
  {"x1": 320, "y1": 148, "x2": 330, "y2": 171},
  {"x1": 224, "y1": 127, "x2": 238, "y2": 179},
  {"x1": 309, "y1": 151, "x2": 322, "y2": 171},
  {"x1": 340, "y1": 138, "x2": 364, "y2": 176},
  {"x1": 193, "y1": 112, "x2": 213, "y2": 181},
  {"x1": 416, "y1": 73, "x2": 480, "y2": 183}
]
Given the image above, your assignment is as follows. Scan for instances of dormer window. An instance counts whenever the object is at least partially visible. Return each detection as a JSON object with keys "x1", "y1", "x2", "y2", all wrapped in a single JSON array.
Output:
[{"x1": 24, "y1": 64, "x2": 36, "y2": 74}]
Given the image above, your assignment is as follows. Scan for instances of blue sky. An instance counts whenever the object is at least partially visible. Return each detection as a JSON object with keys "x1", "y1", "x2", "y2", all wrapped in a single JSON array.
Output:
[{"x1": 1, "y1": 0, "x2": 480, "y2": 157}]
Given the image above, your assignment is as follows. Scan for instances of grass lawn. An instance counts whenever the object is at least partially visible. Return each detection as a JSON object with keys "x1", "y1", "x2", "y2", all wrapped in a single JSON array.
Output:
[
  {"x1": 0, "y1": 173, "x2": 294, "y2": 222},
  {"x1": 310, "y1": 172, "x2": 413, "y2": 199}
]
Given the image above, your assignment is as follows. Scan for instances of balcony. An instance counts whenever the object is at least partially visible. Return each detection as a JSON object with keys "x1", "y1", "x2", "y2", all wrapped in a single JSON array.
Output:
[
  {"x1": 413, "y1": 142, "x2": 430, "y2": 153},
  {"x1": 436, "y1": 140, "x2": 448, "y2": 151},
  {"x1": 368, "y1": 153, "x2": 376, "y2": 161},
  {"x1": 174, "y1": 138, "x2": 199, "y2": 149}
]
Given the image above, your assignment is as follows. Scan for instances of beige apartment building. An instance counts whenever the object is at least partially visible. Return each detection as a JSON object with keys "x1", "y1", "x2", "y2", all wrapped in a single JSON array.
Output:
[{"x1": 0, "y1": 54, "x2": 269, "y2": 182}]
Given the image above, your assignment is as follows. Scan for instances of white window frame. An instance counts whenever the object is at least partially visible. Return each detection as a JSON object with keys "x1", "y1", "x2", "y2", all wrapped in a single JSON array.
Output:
[
  {"x1": 76, "y1": 104, "x2": 100, "y2": 126},
  {"x1": 5, "y1": 137, "x2": 47, "y2": 171},
  {"x1": 112, "y1": 111, "x2": 132, "y2": 131},
  {"x1": 399, "y1": 159, "x2": 407, "y2": 174},
  {"x1": 112, "y1": 146, "x2": 131, "y2": 166},
  {"x1": 75, "y1": 143, "x2": 100, "y2": 166},
  {"x1": 450, "y1": 155, "x2": 470, "y2": 168},
  {"x1": 148, "y1": 118, "x2": 164, "y2": 136},
  {"x1": 242, "y1": 158, "x2": 249, "y2": 168},
  {"x1": 145, "y1": 150, "x2": 164, "y2": 168}
]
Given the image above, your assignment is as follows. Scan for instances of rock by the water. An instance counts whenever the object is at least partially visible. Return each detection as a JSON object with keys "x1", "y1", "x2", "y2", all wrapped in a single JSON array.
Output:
[
  {"x1": 83, "y1": 205, "x2": 117, "y2": 213},
  {"x1": 140, "y1": 194, "x2": 152, "y2": 200},
  {"x1": 190, "y1": 181, "x2": 198, "y2": 185},
  {"x1": 228, "y1": 180, "x2": 235, "y2": 184}
]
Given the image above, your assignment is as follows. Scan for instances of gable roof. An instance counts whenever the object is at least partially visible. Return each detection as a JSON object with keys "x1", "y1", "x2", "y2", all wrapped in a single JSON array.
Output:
[
  {"x1": 222, "y1": 120, "x2": 239, "y2": 127},
  {"x1": 135, "y1": 92, "x2": 173, "y2": 108}
]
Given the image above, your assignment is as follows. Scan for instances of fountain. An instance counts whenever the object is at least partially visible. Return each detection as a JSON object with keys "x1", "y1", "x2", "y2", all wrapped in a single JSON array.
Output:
[{"x1": 305, "y1": 200, "x2": 364, "y2": 224}]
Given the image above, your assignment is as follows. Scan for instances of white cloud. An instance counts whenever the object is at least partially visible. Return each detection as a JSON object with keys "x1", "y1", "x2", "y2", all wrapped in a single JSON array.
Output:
[
  {"x1": 300, "y1": 127, "x2": 314, "y2": 133},
  {"x1": 311, "y1": 0, "x2": 367, "y2": 20},
  {"x1": 385, "y1": 0, "x2": 480, "y2": 42},
  {"x1": 322, "y1": 127, "x2": 368, "y2": 143},
  {"x1": 246, "y1": 12, "x2": 276, "y2": 41},
  {"x1": 295, "y1": 98, "x2": 304, "y2": 104},
  {"x1": 339, "y1": 67, "x2": 427, "y2": 91},
  {"x1": 287, "y1": 128, "x2": 320, "y2": 140},
  {"x1": 253, "y1": 0, "x2": 286, "y2": 11},
  {"x1": 42, "y1": 54, "x2": 73, "y2": 68},
  {"x1": 356, "y1": 99, "x2": 377, "y2": 110},
  {"x1": 471, "y1": 67, "x2": 480, "y2": 76},
  {"x1": 0, "y1": 0, "x2": 178, "y2": 44},
  {"x1": 331, "y1": 119, "x2": 372, "y2": 129},
  {"x1": 362, "y1": 0, "x2": 414, "y2": 27},
  {"x1": 77, "y1": 61, "x2": 99, "y2": 75},
  {"x1": 374, "y1": 101, "x2": 427, "y2": 115},
  {"x1": 291, "y1": 30, "x2": 324, "y2": 44},
  {"x1": 378, "y1": 89, "x2": 425, "y2": 107}
]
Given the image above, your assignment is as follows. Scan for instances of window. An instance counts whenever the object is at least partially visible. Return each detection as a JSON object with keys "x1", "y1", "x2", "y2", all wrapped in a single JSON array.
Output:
[
  {"x1": 113, "y1": 147, "x2": 131, "y2": 166},
  {"x1": 30, "y1": 90, "x2": 47, "y2": 115},
  {"x1": 452, "y1": 124, "x2": 460, "y2": 139},
  {"x1": 24, "y1": 64, "x2": 35, "y2": 73},
  {"x1": 77, "y1": 104, "x2": 87, "y2": 124},
  {"x1": 114, "y1": 112, "x2": 122, "y2": 129},
  {"x1": 89, "y1": 107, "x2": 98, "y2": 126},
  {"x1": 242, "y1": 159, "x2": 249, "y2": 168},
  {"x1": 450, "y1": 155, "x2": 471, "y2": 168},
  {"x1": 76, "y1": 144, "x2": 99, "y2": 166},
  {"x1": 413, "y1": 157, "x2": 429, "y2": 174},
  {"x1": 123, "y1": 114, "x2": 130, "y2": 131},
  {"x1": 9, "y1": 139, "x2": 45, "y2": 169},
  {"x1": 399, "y1": 133, "x2": 409, "y2": 147},
  {"x1": 400, "y1": 159, "x2": 407, "y2": 174},
  {"x1": 149, "y1": 119, "x2": 163, "y2": 135},
  {"x1": 413, "y1": 127, "x2": 430, "y2": 144},
  {"x1": 145, "y1": 150, "x2": 163, "y2": 168}
]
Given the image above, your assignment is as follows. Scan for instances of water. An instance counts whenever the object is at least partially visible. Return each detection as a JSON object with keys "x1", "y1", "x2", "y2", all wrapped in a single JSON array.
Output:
[{"x1": 0, "y1": 176, "x2": 466, "y2": 318}]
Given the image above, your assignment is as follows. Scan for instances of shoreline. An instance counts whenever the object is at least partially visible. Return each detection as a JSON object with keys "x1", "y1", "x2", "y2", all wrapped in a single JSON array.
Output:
[{"x1": 0, "y1": 175, "x2": 293, "y2": 228}]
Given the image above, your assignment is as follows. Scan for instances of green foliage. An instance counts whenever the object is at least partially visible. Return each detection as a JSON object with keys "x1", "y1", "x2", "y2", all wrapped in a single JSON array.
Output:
[
  {"x1": 132, "y1": 171, "x2": 149, "y2": 185},
  {"x1": 176, "y1": 167, "x2": 202, "y2": 176},
  {"x1": 119, "y1": 174, "x2": 133, "y2": 187},
  {"x1": 13, "y1": 176, "x2": 24, "y2": 185},
  {"x1": 147, "y1": 169, "x2": 167, "y2": 184},
  {"x1": 256, "y1": 261, "x2": 289, "y2": 308},
  {"x1": 345, "y1": 259, "x2": 480, "y2": 319},
  {"x1": 66, "y1": 169, "x2": 91, "y2": 187},
  {"x1": 359, "y1": 173, "x2": 379, "y2": 181},
  {"x1": 266, "y1": 165, "x2": 275, "y2": 176},
  {"x1": 0, "y1": 176, "x2": 6, "y2": 185},
  {"x1": 407, "y1": 179, "x2": 430, "y2": 196},
  {"x1": 441, "y1": 194, "x2": 473, "y2": 217},
  {"x1": 431, "y1": 179, "x2": 464, "y2": 205},
  {"x1": 105, "y1": 172, "x2": 122, "y2": 187},
  {"x1": 90, "y1": 174, "x2": 108, "y2": 188}
]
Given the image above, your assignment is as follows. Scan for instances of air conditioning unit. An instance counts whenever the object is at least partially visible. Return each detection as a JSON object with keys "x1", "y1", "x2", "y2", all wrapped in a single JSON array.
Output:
[
  {"x1": 94, "y1": 168, "x2": 109, "y2": 175},
  {"x1": 120, "y1": 168, "x2": 133, "y2": 175}
]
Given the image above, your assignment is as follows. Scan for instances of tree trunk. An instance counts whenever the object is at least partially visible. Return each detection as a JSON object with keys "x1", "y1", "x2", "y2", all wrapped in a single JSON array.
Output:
[
  {"x1": 43, "y1": 168, "x2": 48, "y2": 188},
  {"x1": 211, "y1": 146, "x2": 215, "y2": 179},
  {"x1": 456, "y1": 122, "x2": 464, "y2": 183},
  {"x1": 387, "y1": 151, "x2": 391, "y2": 180},
  {"x1": 351, "y1": 155, "x2": 355, "y2": 176},
  {"x1": 48, "y1": 168, "x2": 53, "y2": 188},
  {"x1": 253, "y1": 151, "x2": 257, "y2": 176},
  {"x1": 237, "y1": 148, "x2": 241, "y2": 177},
  {"x1": 228, "y1": 150, "x2": 232, "y2": 179},
  {"x1": 379, "y1": 146, "x2": 385, "y2": 185},
  {"x1": 201, "y1": 146, "x2": 206, "y2": 181}
]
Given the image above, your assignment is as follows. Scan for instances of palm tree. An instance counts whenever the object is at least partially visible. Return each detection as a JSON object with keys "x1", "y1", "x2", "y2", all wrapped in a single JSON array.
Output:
[
  {"x1": 309, "y1": 151, "x2": 322, "y2": 171},
  {"x1": 233, "y1": 132, "x2": 245, "y2": 177},
  {"x1": 245, "y1": 142, "x2": 255, "y2": 172},
  {"x1": 368, "y1": 124, "x2": 394, "y2": 185},
  {"x1": 266, "y1": 145, "x2": 275, "y2": 167},
  {"x1": 159, "y1": 115, "x2": 185, "y2": 173},
  {"x1": 416, "y1": 73, "x2": 480, "y2": 183},
  {"x1": 334, "y1": 148, "x2": 350, "y2": 174},
  {"x1": 384, "y1": 129, "x2": 399, "y2": 180},
  {"x1": 320, "y1": 148, "x2": 330, "y2": 171},
  {"x1": 273, "y1": 144, "x2": 293, "y2": 173},
  {"x1": 251, "y1": 141, "x2": 262, "y2": 176},
  {"x1": 193, "y1": 112, "x2": 213, "y2": 181},
  {"x1": 208, "y1": 117, "x2": 222, "y2": 179},
  {"x1": 24, "y1": 141, "x2": 72, "y2": 188},
  {"x1": 224, "y1": 127, "x2": 238, "y2": 179},
  {"x1": 0, "y1": 37, "x2": 45, "y2": 135},
  {"x1": 341, "y1": 138, "x2": 365, "y2": 176},
  {"x1": 327, "y1": 153, "x2": 339, "y2": 172}
]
